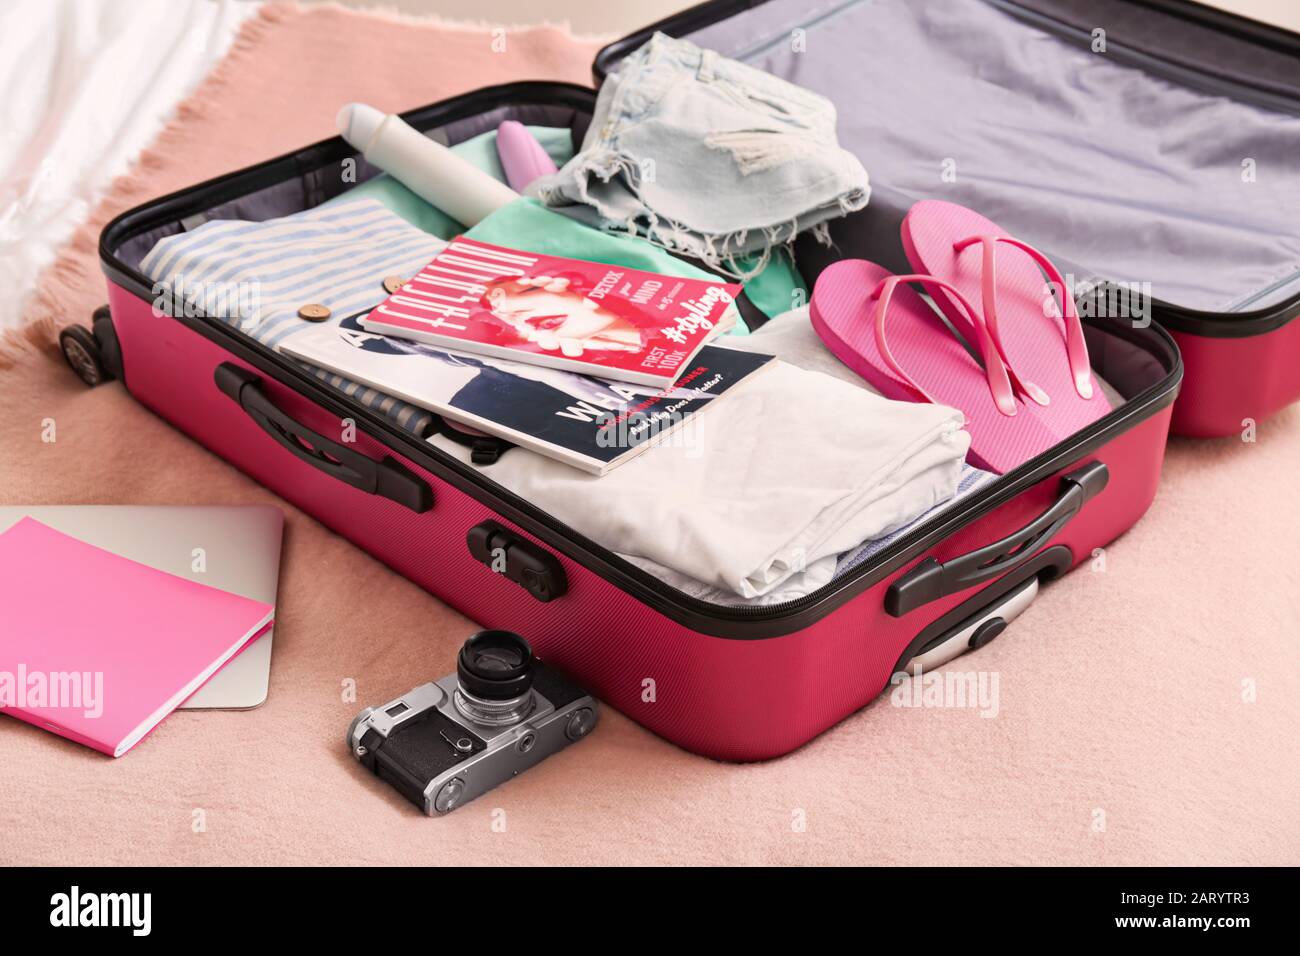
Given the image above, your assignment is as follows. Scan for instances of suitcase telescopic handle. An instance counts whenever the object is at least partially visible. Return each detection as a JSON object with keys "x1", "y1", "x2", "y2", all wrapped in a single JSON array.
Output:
[
  {"x1": 885, "y1": 461, "x2": 1108, "y2": 617},
  {"x1": 215, "y1": 363, "x2": 433, "y2": 514}
]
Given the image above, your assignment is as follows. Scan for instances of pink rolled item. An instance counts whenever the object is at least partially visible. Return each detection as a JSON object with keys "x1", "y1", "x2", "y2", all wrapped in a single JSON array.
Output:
[{"x1": 495, "y1": 120, "x2": 559, "y2": 192}]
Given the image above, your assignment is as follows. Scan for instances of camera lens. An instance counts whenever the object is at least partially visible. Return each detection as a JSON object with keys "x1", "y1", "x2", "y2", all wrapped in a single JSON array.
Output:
[{"x1": 457, "y1": 630, "x2": 535, "y2": 702}]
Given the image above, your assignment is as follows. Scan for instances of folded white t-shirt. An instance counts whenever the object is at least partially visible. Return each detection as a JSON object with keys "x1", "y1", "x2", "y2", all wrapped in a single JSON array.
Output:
[
  {"x1": 432, "y1": 352, "x2": 970, "y2": 599},
  {"x1": 614, "y1": 306, "x2": 979, "y2": 604}
]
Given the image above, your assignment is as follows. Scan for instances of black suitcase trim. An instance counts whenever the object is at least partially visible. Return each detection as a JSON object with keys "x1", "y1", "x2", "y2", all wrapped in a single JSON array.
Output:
[{"x1": 98, "y1": 82, "x2": 1181, "y2": 639}]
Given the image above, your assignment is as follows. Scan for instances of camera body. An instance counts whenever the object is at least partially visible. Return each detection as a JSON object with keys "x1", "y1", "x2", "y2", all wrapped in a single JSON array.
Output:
[{"x1": 348, "y1": 631, "x2": 597, "y2": 815}]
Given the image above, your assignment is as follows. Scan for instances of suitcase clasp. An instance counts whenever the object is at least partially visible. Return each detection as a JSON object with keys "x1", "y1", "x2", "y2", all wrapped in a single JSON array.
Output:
[{"x1": 467, "y1": 521, "x2": 569, "y2": 603}]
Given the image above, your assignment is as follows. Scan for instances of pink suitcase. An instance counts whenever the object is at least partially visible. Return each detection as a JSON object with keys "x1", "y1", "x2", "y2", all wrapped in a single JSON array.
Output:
[
  {"x1": 77, "y1": 0, "x2": 1300, "y2": 760},
  {"x1": 76, "y1": 76, "x2": 1179, "y2": 760}
]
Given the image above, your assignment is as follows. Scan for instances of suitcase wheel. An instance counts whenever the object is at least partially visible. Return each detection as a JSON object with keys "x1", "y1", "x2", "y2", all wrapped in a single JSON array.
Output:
[{"x1": 60, "y1": 315, "x2": 113, "y2": 388}]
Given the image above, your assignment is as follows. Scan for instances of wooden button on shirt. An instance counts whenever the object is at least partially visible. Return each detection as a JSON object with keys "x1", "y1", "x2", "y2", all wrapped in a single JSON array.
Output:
[
  {"x1": 297, "y1": 303, "x2": 331, "y2": 321},
  {"x1": 383, "y1": 275, "x2": 405, "y2": 294}
]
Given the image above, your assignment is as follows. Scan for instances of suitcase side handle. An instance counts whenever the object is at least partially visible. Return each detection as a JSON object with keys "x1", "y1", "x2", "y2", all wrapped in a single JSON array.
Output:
[
  {"x1": 885, "y1": 461, "x2": 1108, "y2": 617},
  {"x1": 215, "y1": 362, "x2": 433, "y2": 514}
]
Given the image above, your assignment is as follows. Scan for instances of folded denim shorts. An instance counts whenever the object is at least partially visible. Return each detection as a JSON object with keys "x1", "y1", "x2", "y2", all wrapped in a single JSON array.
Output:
[{"x1": 535, "y1": 32, "x2": 870, "y2": 277}]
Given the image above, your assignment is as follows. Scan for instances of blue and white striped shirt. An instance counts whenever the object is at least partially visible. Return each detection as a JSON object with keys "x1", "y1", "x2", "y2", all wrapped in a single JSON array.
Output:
[{"x1": 140, "y1": 199, "x2": 446, "y2": 434}]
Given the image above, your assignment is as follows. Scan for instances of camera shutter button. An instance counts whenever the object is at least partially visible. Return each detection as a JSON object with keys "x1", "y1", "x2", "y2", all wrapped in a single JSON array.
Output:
[{"x1": 440, "y1": 729, "x2": 475, "y2": 754}]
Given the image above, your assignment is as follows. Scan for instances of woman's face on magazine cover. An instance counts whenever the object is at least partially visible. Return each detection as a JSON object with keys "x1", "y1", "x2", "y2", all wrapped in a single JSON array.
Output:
[{"x1": 486, "y1": 276, "x2": 634, "y2": 346}]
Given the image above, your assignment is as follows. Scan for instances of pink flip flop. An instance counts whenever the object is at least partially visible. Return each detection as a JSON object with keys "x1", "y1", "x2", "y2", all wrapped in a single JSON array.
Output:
[
  {"x1": 901, "y1": 200, "x2": 1110, "y2": 438},
  {"x1": 810, "y1": 259, "x2": 1060, "y2": 474}
]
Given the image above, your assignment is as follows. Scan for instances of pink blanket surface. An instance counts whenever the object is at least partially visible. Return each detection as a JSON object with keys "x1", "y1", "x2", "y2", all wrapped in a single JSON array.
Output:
[{"x1": 0, "y1": 3, "x2": 1296, "y2": 866}]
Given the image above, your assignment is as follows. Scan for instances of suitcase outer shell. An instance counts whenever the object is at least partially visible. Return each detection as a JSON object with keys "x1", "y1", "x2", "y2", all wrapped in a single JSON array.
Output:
[
  {"x1": 104, "y1": 279, "x2": 1172, "y2": 760},
  {"x1": 1169, "y1": 320, "x2": 1300, "y2": 438}
]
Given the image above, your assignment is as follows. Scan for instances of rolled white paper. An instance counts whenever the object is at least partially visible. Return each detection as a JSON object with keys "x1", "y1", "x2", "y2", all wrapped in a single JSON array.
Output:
[{"x1": 336, "y1": 102, "x2": 518, "y2": 227}]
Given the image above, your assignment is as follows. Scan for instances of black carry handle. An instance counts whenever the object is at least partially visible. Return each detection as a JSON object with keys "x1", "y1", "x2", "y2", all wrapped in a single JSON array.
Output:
[
  {"x1": 215, "y1": 363, "x2": 433, "y2": 513},
  {"x1": 885, "y1": 461, "x2": 1108, "y2": 617}
]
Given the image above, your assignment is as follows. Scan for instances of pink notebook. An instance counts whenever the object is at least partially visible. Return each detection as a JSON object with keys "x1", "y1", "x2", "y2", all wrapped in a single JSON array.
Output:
[{"x1": 0, "y1": 517, "x2": 274, "y2": 757}]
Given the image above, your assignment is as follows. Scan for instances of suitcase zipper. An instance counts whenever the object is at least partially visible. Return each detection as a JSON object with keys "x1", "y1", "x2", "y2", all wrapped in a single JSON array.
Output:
[{"x1": 990, "y1": 0, "x2": 1300, "y2": 115}]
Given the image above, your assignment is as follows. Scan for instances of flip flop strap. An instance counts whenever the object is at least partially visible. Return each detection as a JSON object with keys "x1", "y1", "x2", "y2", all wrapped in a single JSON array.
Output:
[
  {"x1": 870, "y1": 273, "x2": 1018, "y2": 416},
  {"x1": 953, "y1": 233, "x2": 1095, "y2": 400}
]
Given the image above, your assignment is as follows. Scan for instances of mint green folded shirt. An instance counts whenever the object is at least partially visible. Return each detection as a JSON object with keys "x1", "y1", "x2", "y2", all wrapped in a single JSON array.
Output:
[
  {"x1": 738, "y1": 248, "x2": 807, "y2": 323},
  {"x1": 466, "y1": 199, "x2": 751, "y2": 335},
  {"x1": 467, "y1": 201, "x2": 810, "y2": 333},
  {"x1": 322, "y1": 125, "x2": 807, "y2": 330}
]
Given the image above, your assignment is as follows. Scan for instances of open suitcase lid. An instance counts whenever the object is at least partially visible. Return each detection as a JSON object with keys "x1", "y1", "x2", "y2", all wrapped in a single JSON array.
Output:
[{"x1": 591, "y1": 0, "x2": 1300, "y2": 339}]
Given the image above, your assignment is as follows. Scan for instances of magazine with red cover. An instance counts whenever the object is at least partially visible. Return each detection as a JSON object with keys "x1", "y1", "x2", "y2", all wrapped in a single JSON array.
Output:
[
  {"x1": 281, "y1": 313, "x2": 774, "y2": 476},
  {"x1": 359, "y1": 238, "x2": 743, "y2": 388}
]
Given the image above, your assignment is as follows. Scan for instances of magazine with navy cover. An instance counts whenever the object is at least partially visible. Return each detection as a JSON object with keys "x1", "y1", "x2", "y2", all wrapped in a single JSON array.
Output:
[{"x1": 280, "y1": 315, "x2": 773, "y2": 475}]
